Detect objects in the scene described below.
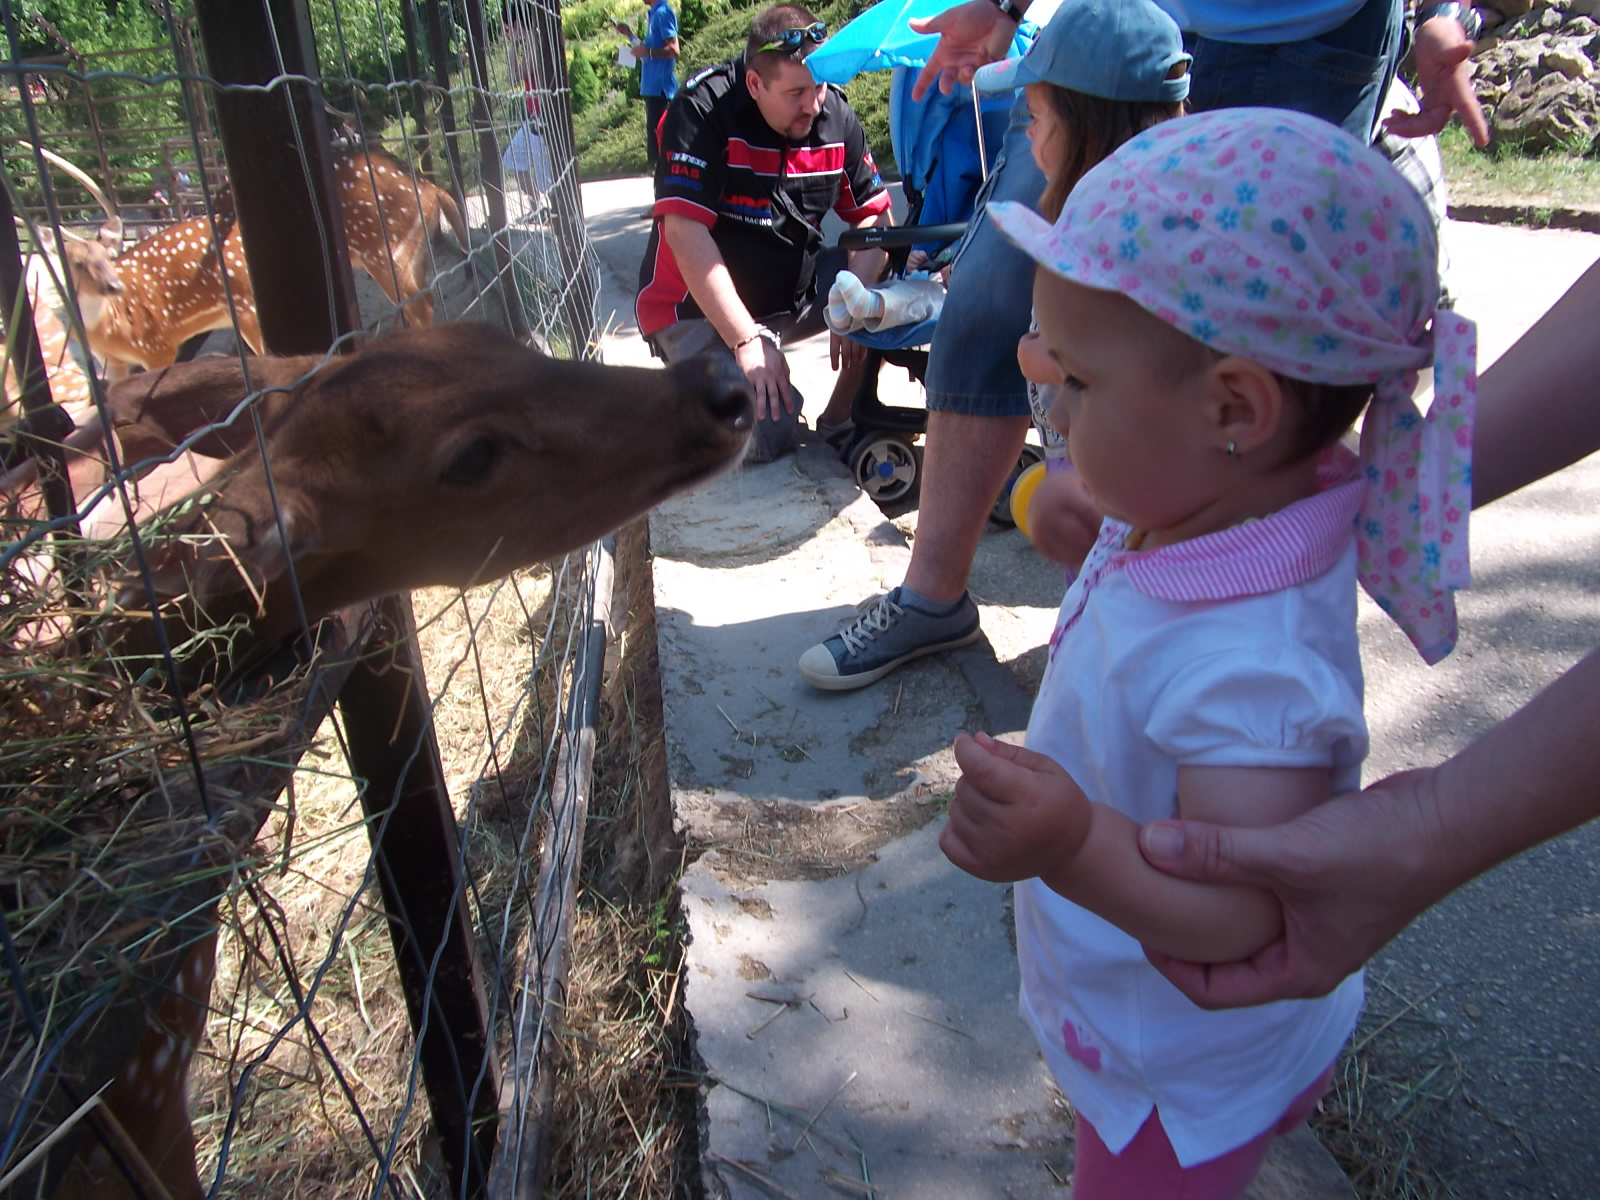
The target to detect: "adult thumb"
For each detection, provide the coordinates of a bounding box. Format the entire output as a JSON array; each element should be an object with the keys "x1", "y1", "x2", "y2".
[{"x1": 1138, "y1": 819, "x2": 1268, "y2": 887}]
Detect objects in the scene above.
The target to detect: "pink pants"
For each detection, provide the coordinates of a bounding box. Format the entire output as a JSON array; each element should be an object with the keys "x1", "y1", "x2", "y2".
[{"x1": 1070, "y1": 1065, "x2": 1336, "y2": 1200}]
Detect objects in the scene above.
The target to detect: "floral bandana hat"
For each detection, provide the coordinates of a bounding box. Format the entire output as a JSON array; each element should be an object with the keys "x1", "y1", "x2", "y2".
[{"x1": 989, "y1": 106, "x2": 1476, "y2": 665}]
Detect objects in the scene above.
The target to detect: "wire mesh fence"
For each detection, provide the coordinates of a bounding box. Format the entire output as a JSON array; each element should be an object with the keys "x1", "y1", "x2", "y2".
[{"x1": 1, "y1": 1, "x2": 620, "y2": 1196}]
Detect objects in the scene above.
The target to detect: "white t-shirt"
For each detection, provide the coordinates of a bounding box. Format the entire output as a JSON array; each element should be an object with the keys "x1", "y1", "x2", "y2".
[{"x1": 1017, "y1": 483, "x2": 1368, "y2": 1166}]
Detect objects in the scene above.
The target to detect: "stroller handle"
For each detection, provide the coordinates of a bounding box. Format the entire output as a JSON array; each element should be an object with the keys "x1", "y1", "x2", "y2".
[{"x1": 837, "y1": 222, "x2": 969, "y2": 251}]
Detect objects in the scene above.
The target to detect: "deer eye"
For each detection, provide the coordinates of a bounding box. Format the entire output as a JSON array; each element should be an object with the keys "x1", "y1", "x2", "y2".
[{"x1": 440, "y1": 436, "x2": 501, "y2": 487}]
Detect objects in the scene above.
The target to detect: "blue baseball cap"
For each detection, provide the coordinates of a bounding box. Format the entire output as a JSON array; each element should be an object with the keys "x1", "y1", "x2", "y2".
[{"x1": 973, "y1": 0, "x2": 1191, "y2": 104}]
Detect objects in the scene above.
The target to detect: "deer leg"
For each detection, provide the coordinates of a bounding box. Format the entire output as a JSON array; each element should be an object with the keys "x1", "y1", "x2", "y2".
[{"x1": 50, "y1": 932, "x2": 215, "y2": 1200}]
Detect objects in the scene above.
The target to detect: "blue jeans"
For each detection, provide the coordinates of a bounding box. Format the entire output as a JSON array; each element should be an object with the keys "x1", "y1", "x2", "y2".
[
  {"x1": 1184, "y1": 0, "x2": 1406, "y2": 141},
  {"x1": 922, "y1": 0, "x2": 1406, "y2": 417}
]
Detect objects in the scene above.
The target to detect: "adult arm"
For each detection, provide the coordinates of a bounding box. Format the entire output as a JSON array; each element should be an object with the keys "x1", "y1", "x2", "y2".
[
  {"x1": 1470, "y1": 257, "x2": 1600, "y2": 507},
  {"x1": 643, "y1": 5, "x2": 680, "y2": 60},
  {"x1": 1139, "y1": 645, "x2": 1600, "y2": 1007},
  {"x1": 1382, "y1": 13, "x2": 1488, "y2": 146},
  {"x1": 942, "y1": 733, "x2": 1337, "y2": 961},
  {"x1": 660, "y1": 213, "x2": 792, "y2": 419}
]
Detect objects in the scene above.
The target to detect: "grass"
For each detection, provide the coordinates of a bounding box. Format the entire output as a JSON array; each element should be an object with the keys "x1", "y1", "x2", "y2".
[{"x1": 1438, "y1": 123, "x2": 1600, "y2": 212}]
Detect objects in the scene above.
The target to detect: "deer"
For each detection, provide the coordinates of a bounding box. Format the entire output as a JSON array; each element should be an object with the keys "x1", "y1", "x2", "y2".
[
  {"x1": 4, "y1": 320, "x2": 753, "y2": 1199},
  {"x1": 2, "y1": 146, "x2": 126, "y2": 421},
  {"x1": 39, "y1": 148, "x2": 471, "y2": 377}
]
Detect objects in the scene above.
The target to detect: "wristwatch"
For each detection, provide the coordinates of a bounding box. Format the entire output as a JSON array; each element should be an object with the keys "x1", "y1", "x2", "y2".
[
  {"x1": 1415, "y1": 1, "x2": 1482, "y2": 40},
  {"x1": 988, "y1": 0, "x2": 1027, "y2": 24}
]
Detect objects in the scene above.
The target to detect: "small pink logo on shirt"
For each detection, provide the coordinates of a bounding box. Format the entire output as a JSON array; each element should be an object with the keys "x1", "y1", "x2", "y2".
[{"x1": 1061, "y1": 1021, "x2": 1102, "y2": 1073}]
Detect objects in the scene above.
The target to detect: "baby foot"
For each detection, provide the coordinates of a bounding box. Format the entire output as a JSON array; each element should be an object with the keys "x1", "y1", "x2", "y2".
[{"x1": 835, "y1": 271, "x2": 885, "y2": 324}]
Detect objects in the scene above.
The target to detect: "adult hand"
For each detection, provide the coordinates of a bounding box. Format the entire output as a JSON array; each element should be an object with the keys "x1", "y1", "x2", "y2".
[
  {"x1": 735, "y1": 336, "x2": 793, "y2": 423},
  {"x1": 941, "y1": 732, "x2": 1093, "y2": 883},
  {"x1": 909, "y1": 0, "x2": 1014, "y2": 101},
  {"x1": 830, "y1": 329, "x2": 868, "y2": 373},
  {"x1": 1135, "y1": 768, "x2": 1452, "y2": 1008},
  {"x1": 1383, "y1": 15, "x2": 1489, "y2": 146}
]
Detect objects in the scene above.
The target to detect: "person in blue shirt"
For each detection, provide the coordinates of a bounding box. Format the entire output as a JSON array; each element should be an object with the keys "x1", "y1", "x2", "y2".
[{"x1": 617, "y1": 0, "x2": 680, "y2": 167}]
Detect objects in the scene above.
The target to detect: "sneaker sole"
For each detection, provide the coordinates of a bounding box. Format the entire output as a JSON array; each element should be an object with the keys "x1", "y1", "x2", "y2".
[{"x1": 798, "y1": 624, "x2": 982, "y2": 691}]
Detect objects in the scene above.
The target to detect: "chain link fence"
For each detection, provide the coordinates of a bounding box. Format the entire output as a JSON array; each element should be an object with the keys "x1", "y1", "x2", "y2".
[{"x1": 1, "y1": 2, "x2": 621, "y2": 1196}]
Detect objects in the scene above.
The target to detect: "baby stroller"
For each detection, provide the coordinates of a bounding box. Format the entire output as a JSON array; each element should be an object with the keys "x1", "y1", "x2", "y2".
[{"x1": 814, "y1": 59, "x2": 1042, "y2": 518}]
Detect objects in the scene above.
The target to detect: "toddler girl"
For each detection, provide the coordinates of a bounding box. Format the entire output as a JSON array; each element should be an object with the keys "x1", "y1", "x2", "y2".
[{"x1": 941, "y1": 106, "x2": 1475, "y2": 1199}]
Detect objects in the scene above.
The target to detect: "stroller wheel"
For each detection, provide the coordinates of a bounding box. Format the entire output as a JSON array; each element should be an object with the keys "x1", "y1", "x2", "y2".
[
  {"x1": 990, "y1": 443, "x2": 1047, "y2": 527},
  {"x1": 850, "y1": 433, "x2": 921, "y2": 509}
]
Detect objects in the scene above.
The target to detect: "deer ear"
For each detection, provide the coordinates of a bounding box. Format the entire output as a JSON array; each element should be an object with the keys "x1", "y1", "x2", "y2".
[
  {"x1": 97, "y1": 215, "x2": 123, "y2": 254},
  {"x1": 107, "y1": 353, "x2": 324, "y2": 460}
]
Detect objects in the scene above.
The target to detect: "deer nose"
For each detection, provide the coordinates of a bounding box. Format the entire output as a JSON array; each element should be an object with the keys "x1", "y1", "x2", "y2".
[{"x1": 677, "y1": 352, "x2": 754, "y2": 431}]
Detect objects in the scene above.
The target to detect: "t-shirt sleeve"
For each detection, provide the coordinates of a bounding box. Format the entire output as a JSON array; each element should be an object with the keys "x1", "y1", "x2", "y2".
[
  {"x1": 654, "y1": 93, "x2": 721, "y2": 226},
  {"x1": 834, "y1": 104, "x2": 891, "y2": 223},
  {"x1": 1145, "y1": 645, "x2": 1368, "y2": 771},
  {"x1": 651, "y1": 5, "x2": 678, "y2": 42}
]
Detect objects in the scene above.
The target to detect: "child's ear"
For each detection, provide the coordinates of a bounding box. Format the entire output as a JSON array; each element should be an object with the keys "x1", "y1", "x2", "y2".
[{"x1": 1204, "y1": 356, "x2": 1290, "y2": 458}]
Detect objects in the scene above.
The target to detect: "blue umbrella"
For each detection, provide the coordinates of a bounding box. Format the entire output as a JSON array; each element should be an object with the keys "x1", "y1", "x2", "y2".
[{"x1": 808, "y1": 0, "x2": 1060, "y2": 84}]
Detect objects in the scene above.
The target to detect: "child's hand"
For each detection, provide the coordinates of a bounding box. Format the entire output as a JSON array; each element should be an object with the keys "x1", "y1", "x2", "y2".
[
  {"x1": 1026, "y1": 468, "x2": 1103, "y2": 569},
  {"x1": 1016, "y1": 331, "x2": 1060, "y2": 387},
  {"x1": 941, "y1": 732, "x2": 1092, "y2": 883}
]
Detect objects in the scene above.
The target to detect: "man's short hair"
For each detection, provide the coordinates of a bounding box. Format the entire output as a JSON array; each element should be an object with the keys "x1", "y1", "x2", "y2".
[{"x1": 745, "y1": 4, "x2": 821, "y2": 82}]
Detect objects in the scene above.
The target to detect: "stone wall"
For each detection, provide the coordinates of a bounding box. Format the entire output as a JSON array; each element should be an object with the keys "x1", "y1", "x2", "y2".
[{"x1": 1471, "y1": 1, "x2": 1600, "y2": 151}]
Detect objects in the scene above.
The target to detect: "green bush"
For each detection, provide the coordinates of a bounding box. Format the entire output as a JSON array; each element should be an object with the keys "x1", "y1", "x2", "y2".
[
  {"x1": 570, "y1": 51, "x2": 602, "y2": 113},
  {"x1": 567, "y1": 0, "x2": 902, "y2": 179}
]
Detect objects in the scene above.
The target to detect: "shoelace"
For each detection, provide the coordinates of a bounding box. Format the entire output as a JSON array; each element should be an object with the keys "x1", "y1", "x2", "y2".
[{"x1": 837, "y1": 595, "x2": 903, "y2": 656}]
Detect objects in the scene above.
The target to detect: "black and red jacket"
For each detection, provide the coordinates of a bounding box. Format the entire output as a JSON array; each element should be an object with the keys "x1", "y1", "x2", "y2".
[{"x1": 636, "y1": 55, "x2": 891, "y2": 338}]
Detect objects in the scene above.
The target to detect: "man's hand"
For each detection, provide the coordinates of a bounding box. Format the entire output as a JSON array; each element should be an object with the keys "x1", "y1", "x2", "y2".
[
  {"x1": 941, "y1": 732, "x2": 1093, "y2": 883},
  {"x1": 735, "y1": 335, "x2": 794, "y2": 423},
  {"x1": 1136, "y1": 768, "x2": 1452, "y2": 1008},
  {"x1": 1383, "y1": 15, "x2": 1489, "y2": 146},
  {"x1": 909, "y1": 0, "x2": 1015, "y2": 101}
]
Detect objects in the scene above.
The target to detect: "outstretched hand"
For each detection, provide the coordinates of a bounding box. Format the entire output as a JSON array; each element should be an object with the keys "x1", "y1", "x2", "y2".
[
  {"x1": 1383, "y1": 14, "x2": 1489, "y2": 146},
  {"x1": 1136, "y1": 768, "x2": 1451, "y2": 1008},
  {"x1": 941, "y1": 732, "x2": 1093, "y2": 883},
  {"x1": 909, "y1": 0, "x2": 1013, "y2": 101}
]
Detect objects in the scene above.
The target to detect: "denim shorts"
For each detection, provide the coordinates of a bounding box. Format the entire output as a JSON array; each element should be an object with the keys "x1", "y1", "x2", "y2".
[
  {"x1": 923, "y1": 0, "x2": 1405, "y2": 419},
  {"x1": 1184, "y1": 0, "x2": 1406, "y2": 142}
]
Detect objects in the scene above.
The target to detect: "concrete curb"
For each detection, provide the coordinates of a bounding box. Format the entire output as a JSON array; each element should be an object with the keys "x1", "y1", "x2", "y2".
[{"x1": 1448, "y1": 201, "x2": 1600, "y2": 233}]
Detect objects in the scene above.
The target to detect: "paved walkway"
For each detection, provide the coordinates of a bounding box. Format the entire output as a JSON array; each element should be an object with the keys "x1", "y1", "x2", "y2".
[{"x1": 585, "y1": 174, "x2": 1600, "y2": 1199}]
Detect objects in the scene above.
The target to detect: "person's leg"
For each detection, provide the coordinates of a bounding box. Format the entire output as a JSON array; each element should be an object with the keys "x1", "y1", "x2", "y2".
[
  {"x1": 904, "y1": 411, "x2": 1029, "y2": 601},
  {"x1": 905, "y1": 94, "x2": 1043, "y2": 603},
  {"x1": 644, "y1": 94, "x2": 669, "y2": 168},
  {"x1": 1184, "y1": 0, "x2": 1406, "y2": 140},
  {"x1": 782, "y1": 244, "x2": 872, "y2": 430},
  {"x1": 1070, "y1": 1066, "x2": 1337, "y2": 1200},
  {"x1": 797, "y1": 99, "x2": 1043, "y2": 690}
]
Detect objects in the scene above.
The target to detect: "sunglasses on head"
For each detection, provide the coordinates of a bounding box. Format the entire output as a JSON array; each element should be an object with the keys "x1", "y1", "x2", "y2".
[{"x1": 758, "y1": 21, "x2": 826, "y2": 53}]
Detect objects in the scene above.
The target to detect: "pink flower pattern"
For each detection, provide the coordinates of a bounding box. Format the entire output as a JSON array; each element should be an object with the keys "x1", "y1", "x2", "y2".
[{"x1": 988, "y1": 108, "x2": 1477, "y2": 664}]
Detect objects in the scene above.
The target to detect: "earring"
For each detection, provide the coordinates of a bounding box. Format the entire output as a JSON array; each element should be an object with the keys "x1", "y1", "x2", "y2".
[{"x1": 1226, "y1": 441, "x2": 1237, "y2": 460}]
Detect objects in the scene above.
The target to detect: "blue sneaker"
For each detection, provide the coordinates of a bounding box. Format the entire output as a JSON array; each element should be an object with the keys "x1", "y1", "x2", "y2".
[{"x1": 798, "y1": 587, "x2": 981, "y2": 691}]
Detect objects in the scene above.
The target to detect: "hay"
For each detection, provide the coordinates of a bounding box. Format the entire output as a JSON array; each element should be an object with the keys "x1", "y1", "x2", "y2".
[
  {"x1": 1, "y1": 515, "x2": 341, "y2": 1190},
  {"x1": 183, "y1": 561, "x2": 587, "y2": 1198},
  {"x1": 3, "y1": 466, "x2": 600, "y2": 1197}
]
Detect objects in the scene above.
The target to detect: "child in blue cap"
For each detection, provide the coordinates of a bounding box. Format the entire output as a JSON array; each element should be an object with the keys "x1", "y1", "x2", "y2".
[{"x1": 976, "y1": 0, "x2": 1188, "y2": 553}]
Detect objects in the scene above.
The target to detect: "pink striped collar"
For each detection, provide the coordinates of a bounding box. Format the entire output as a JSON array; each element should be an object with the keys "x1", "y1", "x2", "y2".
[{"x1": 1111, "y1": 452, "x2": 1363, "y2": 603}]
